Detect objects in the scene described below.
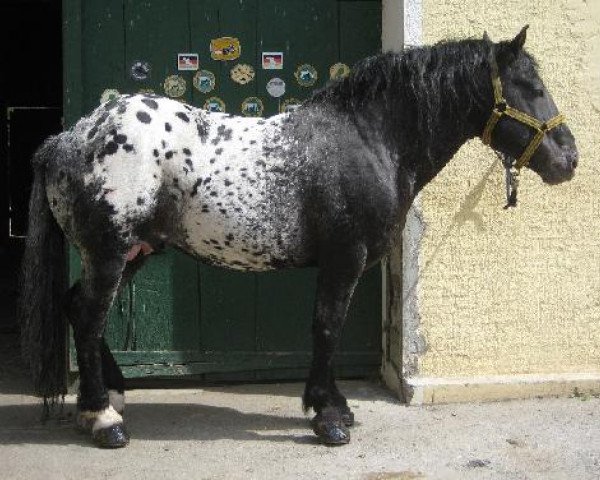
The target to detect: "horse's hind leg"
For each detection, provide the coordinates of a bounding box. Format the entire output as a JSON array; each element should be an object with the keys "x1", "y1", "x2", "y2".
[
  {"x1": 100, "y1": 254, "x2": 149, "y2": 416},
  {"x1": 303, "y1": 244, "x2": 367, "y2": 444},
  {"x1": 101, "y1": 340, "x2": 125, "y2": 414},
  {"x1": 67, "y1": 251, "x2": 128, "y2": 448}
]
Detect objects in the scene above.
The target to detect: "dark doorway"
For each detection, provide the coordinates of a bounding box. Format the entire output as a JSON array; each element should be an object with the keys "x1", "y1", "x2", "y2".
[{"x1": 0, "y1": 0, "x2": 62, "y2": 333}]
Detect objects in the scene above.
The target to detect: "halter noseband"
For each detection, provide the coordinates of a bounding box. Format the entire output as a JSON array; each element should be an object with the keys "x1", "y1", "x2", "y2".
[{"x1": 482, "y1": 59, "x2": 565, "y2": 171}]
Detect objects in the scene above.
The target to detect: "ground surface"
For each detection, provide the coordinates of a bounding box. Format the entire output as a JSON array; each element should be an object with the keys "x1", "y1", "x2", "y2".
[{"x1": 1, "y1": 331, "x2": 599, "y2": 480}]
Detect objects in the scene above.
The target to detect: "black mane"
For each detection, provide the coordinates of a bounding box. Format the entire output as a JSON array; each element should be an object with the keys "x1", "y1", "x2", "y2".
[
  {"x1": 308, "y1": 38, "x2": 543, "y2": 181},
  {"x1": 308, "y1": 39, "x2": 504, "y2": 175},
  {"x1": 310, "y1": 39, "x2": 494, "y2": 110}
]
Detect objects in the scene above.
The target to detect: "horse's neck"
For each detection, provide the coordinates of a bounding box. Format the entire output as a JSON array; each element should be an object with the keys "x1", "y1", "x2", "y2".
[
  {"x1": 408, "y1": 117, "x2": 478, "y2": 193},
  {"x1": 391, "y1": 59, "x2": 491, "y2": 193}
]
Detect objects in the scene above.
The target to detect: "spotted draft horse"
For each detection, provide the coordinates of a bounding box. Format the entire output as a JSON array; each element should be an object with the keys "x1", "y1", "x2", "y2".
[{"x1": 20, "y1": 27, "x2": 578, "y2": 448}]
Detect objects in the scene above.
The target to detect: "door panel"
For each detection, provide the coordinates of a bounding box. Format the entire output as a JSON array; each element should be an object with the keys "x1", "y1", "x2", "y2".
[{"x1": 66, "y1": 0, "x2": 383, "y2": 380}]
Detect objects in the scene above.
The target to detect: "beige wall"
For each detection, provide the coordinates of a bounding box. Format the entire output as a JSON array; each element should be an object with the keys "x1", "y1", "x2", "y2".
[{"x1": 406, "y1": 0, "x2": 600, "y2": 386}]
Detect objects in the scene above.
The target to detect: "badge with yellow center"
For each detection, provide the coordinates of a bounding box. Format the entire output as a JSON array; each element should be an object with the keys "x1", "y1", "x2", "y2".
[
  {"x1": 163, "y1": 75, "x2": 186, "y2": 98},
  {"x1": 193, "y1": 70, "x2": 216, "y2": 93},
  {"x1": 230, "y1": 64, "x2": 255, "y2": 85},
  {"x1": 329, "y1": 62, "x2": 351, "y2": 81},
  {"x1": 210, "y1": 37, "x2": 241, "y2": 61},
  {"x1": 203, "y1": 96, "x2": 226, "y2": 113},
  {"x1": 241, "y1": 97, "x2": 264, "y2": 117},
  {"x1": 280, "y1": 97, "x2": 302, "y2": 114},
  {"x1": 100, "y1": 89, "x2": 120, "y2": 104}
]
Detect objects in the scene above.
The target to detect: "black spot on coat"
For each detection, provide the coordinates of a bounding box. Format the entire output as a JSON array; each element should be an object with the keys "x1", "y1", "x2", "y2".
[
  {"x1": 95, "y1": 112, "x2": 109, "y2": 127},
  {"x1": 176, "y1": 112, "x2": 190, "y2": 122},
  {"x1": 87, "y1": 127, "x2": 98, "y2": 140},
  {"x1": 136, "y1": 111, "x2": 152, "y2": 123},
  {"x1": 104, "y1": 141, "x2": 118, "y2": 155},
  {"x1": 141, "y1": 98, "x2": 159, "y2": 110},
  {"x1": 191, "y1": 178, "x2": 203, "y2": 197}
]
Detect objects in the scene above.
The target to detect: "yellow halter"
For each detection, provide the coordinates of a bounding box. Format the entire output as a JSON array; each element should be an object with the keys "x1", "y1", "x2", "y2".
[{"x1": 482, "y1": 60, "x2": 565, "y2": 171}]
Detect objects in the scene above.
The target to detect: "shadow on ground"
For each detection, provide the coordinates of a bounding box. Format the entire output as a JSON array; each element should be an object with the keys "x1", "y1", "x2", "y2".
[{"x1": 0, "y1": 400, "x2": 323, "y2": 447}]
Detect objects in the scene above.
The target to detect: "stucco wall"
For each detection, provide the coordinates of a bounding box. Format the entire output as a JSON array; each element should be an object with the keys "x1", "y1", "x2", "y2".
[{"x1": 408, "y1": 0, "x2": 600, "y2": 382}]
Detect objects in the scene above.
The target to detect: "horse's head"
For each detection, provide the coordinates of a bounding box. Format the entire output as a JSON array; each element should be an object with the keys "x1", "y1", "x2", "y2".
[{"x1": 483, "y1": 26, "x2": 578, "y2": 184}]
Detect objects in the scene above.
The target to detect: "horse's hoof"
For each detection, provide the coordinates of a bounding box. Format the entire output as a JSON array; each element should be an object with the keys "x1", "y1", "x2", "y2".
[
  {"x1": 311, "y1": 408, "x2": 351, "y2": 445},
  {"x1": 93, "y1": 424, "x2": 130, "y2": 448},
  {"x1": 339, "y1": 406, "x2": 355, "y2": 427}
]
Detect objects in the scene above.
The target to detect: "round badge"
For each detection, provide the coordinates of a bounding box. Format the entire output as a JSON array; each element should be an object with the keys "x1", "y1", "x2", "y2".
[
  {"x1": 230, "y1": 64, "x2": 255, "y2": 85},
  {"x1": 131, "y1": 61, "x2": 151, "y2": 81},
  {"x1": 100, "y1": 88, "x2": 120, "y2": 104},
  {"x1": 163, "y1": 75, "x2": 186, "y2": 98},
  {"x1": 203, "y1": 96, "x2": 226, "y2": 113},
  {"x1": 266, "y1": 77, "x2": 286, "y2": 98},
  {"x1": 295, "y1": 64, "x2": 318, "y2": 87},
  {"x1": 280, "y1": 97, "x2": 302, "y2": 114},
  {"x1": 329, "y1": 62, "x2": 351, "y2": 81},
  {"x1": 193, "y1": 70, "x2": 216, "y2": 93},
  {"x1": 241, "y1": 97, "x2": 264, "y2": 117}
]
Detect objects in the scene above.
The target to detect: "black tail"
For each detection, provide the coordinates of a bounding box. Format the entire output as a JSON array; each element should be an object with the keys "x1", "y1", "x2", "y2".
[{"x1": 19, "y1": 136, "x2": 68, "y2": 399}]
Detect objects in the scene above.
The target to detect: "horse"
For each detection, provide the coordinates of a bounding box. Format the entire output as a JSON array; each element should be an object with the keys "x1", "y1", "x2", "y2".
[{"x1": 19, "y1": 26, "x2": 578, "y2": 448}]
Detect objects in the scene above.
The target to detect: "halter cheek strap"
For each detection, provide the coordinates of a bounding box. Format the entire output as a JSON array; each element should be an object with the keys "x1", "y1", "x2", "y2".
[{"x1": 482, "y1": 60, "x2": 565, "y2": 171}]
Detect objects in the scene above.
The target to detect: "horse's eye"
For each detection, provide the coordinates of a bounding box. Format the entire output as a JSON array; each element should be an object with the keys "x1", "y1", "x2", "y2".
[{"x1": 513, "y1": 78, "x2": 545, "y2": 97}]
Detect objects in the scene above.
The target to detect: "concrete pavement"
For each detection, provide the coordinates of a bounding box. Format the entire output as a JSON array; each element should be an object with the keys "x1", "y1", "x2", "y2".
[{"x1": 0, "y1": 333, "x2": 598, "y2": 479}]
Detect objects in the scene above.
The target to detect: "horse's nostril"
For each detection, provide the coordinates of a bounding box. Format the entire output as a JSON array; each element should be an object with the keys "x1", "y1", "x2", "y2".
[
  {"x1": 570, "y1": 152, "x2": 579, "y2": 169},
  {"x1": 565, "y1": 149, "x2": 579, "y2": 170}
]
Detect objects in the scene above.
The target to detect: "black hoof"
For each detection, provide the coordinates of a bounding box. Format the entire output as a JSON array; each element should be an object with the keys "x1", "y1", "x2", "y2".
[
  {"x1": 311, "y1": 407, "x2": 351, "y2": 445},
  {"x1": 93, "y1": 424, "x2": 130, "y2": 448},
  {"x1": 339, "y1": 405, "x2": 355, "y2": 427}
]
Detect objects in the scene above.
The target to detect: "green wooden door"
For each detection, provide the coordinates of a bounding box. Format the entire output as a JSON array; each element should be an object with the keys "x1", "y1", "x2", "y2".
[{"x1": 64, "y1": 0, "x2": 383, "y2": 380}]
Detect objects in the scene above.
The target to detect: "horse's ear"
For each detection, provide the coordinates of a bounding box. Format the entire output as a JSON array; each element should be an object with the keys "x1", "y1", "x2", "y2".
[
  {"x1": 496, "y1": 25, "x2": 528, "y2": 67},
  {"x1": 483, "y1": 30, "x2": 492, "y2": 43},
  {"x1": 509, "y1": 25, "x2": 528, "y2": 52}
]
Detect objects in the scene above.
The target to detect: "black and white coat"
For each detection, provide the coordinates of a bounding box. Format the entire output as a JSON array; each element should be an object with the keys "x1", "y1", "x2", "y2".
[{"x1": 47, "y1": 93, "x2": 403, "y2": 273}]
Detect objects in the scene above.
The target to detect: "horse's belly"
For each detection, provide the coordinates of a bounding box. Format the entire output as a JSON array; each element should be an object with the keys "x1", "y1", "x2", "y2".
[
  {"x1": 177, "y1": 156, "x2": 300, "y2": 271},
  {"x1": 181, "y1": 200, "x2": 286, "y2": 271}
]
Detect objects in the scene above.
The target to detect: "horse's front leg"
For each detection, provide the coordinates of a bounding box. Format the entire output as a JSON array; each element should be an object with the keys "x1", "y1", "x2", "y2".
[
  {"x1": 303, "y1": 243, "x2": 367, "y2": 444},
  {"x1": 67, "y1": 252, "x2": 128, "y2": 448}
]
